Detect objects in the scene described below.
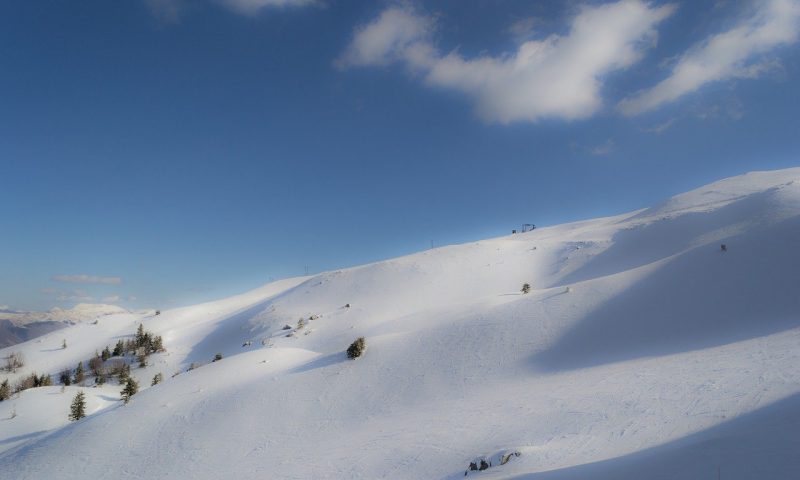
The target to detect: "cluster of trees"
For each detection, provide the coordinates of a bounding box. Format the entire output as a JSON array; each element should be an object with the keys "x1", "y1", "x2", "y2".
[
  {"x1": 1, "y1": 371, "x2": 54, "y2": 397},
  {"x1": 14, "y1": 372, "x2": 53, "y2": 392}
]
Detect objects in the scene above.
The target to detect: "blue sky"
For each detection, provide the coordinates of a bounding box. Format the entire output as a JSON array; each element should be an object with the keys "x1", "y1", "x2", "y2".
[{"x1": 1, "y1": 0, "x2": 799, "y2": 311}]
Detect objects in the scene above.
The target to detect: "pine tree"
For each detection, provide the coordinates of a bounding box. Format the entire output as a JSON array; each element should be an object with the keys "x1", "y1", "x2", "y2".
[
  {"x1": 37, "y1": 373, "x2": 52, "y2": 387},
  {"x1": 521, "y1": 283, "x2": 531, "y2": 294},
  {"x1": 151, "y1": 373, "x2": 163, "y2": 386},
  {"x1": 0, "y1": 379, "x2": 10, "y2": 401},
  {"x1": 112, "y1": 340, "x2": 124, "y2": 357},
  {"x1": 120, "y1": 377, "x2": 139, "y2": 404},
  {"x1": 59, "y1": 369, "x2": 72, "y2": 386},
  {"x1": 135, "y1": 323, "x2": 145, "y2": 346},
  {"x1": 73, "y1": 361, "x2": 85, "y2": 385},
  {"x1": 137, "y1": 351, "x2": 147, "y2": 368},
  {"x1": 69, "y1": 391, "x2": 86, "y2": 421},
  {"x1": 152, "y1": 335, "x2": 164, "y2": 353},
  {"x1": 118, "y1": 363, "x2": 131, "y2": 383},
  {"x1": 62, "y1": 338, "x2": 67, "y2": 349},
  {"x1": 101, "y1": 346, "x2": 111, "y2": 361}
]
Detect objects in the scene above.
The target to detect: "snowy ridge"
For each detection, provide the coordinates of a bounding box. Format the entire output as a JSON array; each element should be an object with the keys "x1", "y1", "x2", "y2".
[{"x1": 1, "y1": 167, "x2": 800, "y2": 479}]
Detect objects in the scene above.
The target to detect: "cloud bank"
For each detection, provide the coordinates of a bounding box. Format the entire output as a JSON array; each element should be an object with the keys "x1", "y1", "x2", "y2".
[
  {"x1": 339, "y1": 1, "x2": 675, "y2": 123},
  {"x1": 619, "y1": 0, "x2": 800, "y2": 115}
]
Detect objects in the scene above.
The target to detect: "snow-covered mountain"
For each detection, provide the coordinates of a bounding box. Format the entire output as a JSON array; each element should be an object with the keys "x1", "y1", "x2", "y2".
[
  {"x1": 1, "y1": 168, "x2": 799, "y2": 479},
  {"x1": 0, "y1": 304, "x2": 128, "y2": 348}
]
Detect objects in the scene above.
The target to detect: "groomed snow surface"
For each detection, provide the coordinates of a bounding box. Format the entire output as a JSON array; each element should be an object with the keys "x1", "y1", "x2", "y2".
[{"x1": 2, "y1": 168, "x2": 800, "y2": 479}]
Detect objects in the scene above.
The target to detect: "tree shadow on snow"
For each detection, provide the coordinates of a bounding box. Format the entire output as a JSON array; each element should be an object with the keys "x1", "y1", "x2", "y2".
[
  {"x1": 0, "y1": 430, "x2": 48, "y2": 446},
  {"x1": 289, "y1": 352, "x2": 347, "y2": 374},
  {"x1": 532, "y1": 214, "x2": 800, "y2": 372}
]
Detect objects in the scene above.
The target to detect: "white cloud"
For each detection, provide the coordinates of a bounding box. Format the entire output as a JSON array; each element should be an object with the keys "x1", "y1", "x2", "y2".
[
  {"x1": 52, "y1": 274, "x2": 123, "y2": 285},
  {"x1": 102, "y1": 295, "x2": 121, "y2": 303},
  {"x1": 336, "y1": 7, "x2": 434, "y2": 68},
  {"x1": 215, "y1": 0, "x2": 317, "y2": 15},
  {"x1": 589, "y1": 139, "x2": 616, "y2": 156},
  {"x1": 145, "y1": 0, "x2": 183, "y2": 22},
  {"x1": 339, "y1": 1, "x2": 675, "y2": 123},
  {"x1": 145, "y1": 0, "x2": 315, "y2": 19},
  {"x1": 507, "y1": 17, "x2": 541, "y2": 41},
  {"x1": 619, "y1": 0, "x2": 800, "y2": 115},
  {"x1": 56, "y1": 289, "x2": 95, "y2": 302},
  {"x1": 641, "y1": 117, "x2": 676, "y2": 133}
]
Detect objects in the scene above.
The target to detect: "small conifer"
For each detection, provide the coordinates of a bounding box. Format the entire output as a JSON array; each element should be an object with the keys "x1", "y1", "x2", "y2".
[
  {"x1": 69, "y1": 391, "x2": 86, "y2": 421},
  {"x1": 73, "y1": 361, "x2": 85, "y2": 385},
  {"x1": 120, "y1": 377, "x2": 139, "y2": 404}
]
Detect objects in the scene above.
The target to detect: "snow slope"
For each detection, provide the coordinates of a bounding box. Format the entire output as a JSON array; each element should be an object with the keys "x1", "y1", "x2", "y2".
[{"x1": 2, "y1": 167, "x2": 800, "y2": 479}]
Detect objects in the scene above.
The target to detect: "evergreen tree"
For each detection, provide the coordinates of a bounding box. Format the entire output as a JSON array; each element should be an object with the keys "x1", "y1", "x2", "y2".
[
  {"x1": 152, "y1": 336, "x2": 164, "y2": 353},
  {"x1": 112, "y1": 340, "x2": 124, "y2": 357},
  {"x1": 68, "y1": 391, "x2": 86, "y2": 421},
  {"x1": 346, "y1": 337, "x2": 366, "y2": 359},
  {"x1": 151, "y1": 372, "x2": 163, "y2": 386},
  {"x1": 118, "y1": 363, "x2": 131, "y2": 383},
  {"x1": 101, "y1": 346, "x2": 111, "y2": 361},
  {"x1": 36, "y1": 373, "x2": 52, "y2": 387},
  {"x1": 0, "y1": 379, "x2": 10, "y2": 401},
  {"x1": 59, "y1": 369, "x2": 72, "y2": 386},
  {"x1": 62, "y1": 339, "x2": 67, "y2": 349},
  {"x1": 120, "y1": 377, "x2": 139, "y2": 404},
  {"x1": 73, "y1": 361, "x2": 85, "y2": 384},
  {"x1": 135, "y1": 323, "x2": 145, "y2": 346},
  {"x1": 521, "y1": 283, "x2": 531, "y2": 294}
]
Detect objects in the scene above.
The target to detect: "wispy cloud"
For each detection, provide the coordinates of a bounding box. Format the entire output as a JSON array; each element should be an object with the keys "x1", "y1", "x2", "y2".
[
  {"x1": 145, "y1": 0, "x2": 184, "y2": 23},
  {"x1": 102, "y1": 295, "x2": 121, "y2": 303},
  {"x1": 145, "y1": 0, "x2": 316, "y2": 19},
  {"x1": 589, "y1": 139, "x2": 616, "y2": 156},
  {"x1": 641, "y1": 117, "x2": 676, "y2": 134},
  {"x1": 52, "y1": 274, "x2": 122, "y2": 285},
  {"x1": 619, "y1": 0, "x2": 800, "y2": 115},
  {"x1": 216, "y1": 0, "x2": 317, "y2": 16},
  {"x1": 338, "y1": 1, "x2": 675, "y2": 123},
  {"x1": 56, "y1": 289, "x2": 95, "y2": 302}
]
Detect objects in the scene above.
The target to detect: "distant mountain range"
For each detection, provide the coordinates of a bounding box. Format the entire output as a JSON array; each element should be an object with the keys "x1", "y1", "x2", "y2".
[{"x1": 0, "y1": 304, "x2": 128, "y2": 348}]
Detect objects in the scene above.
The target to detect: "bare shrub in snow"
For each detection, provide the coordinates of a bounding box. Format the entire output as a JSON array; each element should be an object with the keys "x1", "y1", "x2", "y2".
[
  {"x1": 4, "y1": 352, "x2": 24, "y2": 372},
  {"x1": 346, "y1": 337, "x2": 366, "y2": 359}
]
